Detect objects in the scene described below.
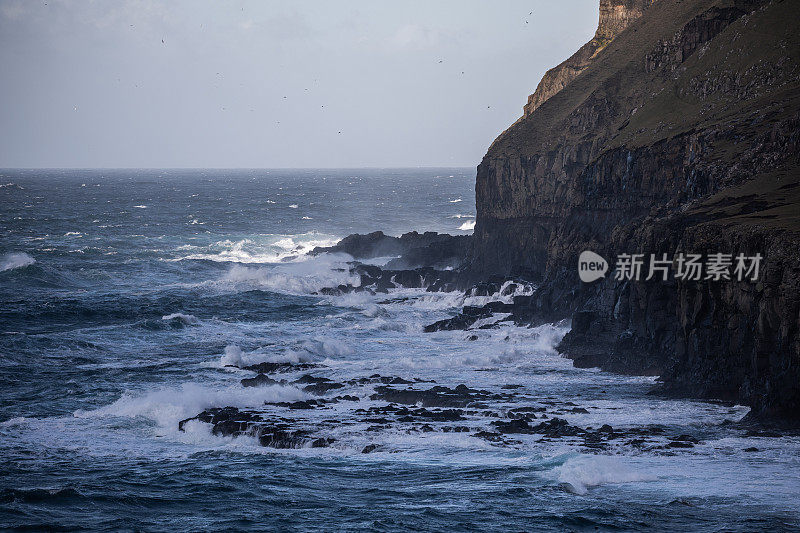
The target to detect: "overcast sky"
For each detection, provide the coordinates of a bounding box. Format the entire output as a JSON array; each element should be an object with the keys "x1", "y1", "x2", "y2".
[{"x1": 0, "y1": 1, "x2": 597, "y2": 168}]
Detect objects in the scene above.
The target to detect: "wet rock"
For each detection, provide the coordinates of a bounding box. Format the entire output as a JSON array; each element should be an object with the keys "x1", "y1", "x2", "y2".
[
  {"x1": 336, "y1": 395, "x2": 360, "y2": 402},
  {"x1": 424, "y1": 312, "x2": 486, "y2": 333},
  {"x1": 310, "y1": 231, "x2": 469, "y2": 271},
  {"x1": 441, "y1": 426, "x2": 471, "y2": 433},
  {"x1": 268, "y1": 400, "x2": 320, "y2": 410},
  {"x1": 369, "y1": 384, "x2": 501, "y2": 408},
  {"x1": 241, "y1": 374, "x2": 279, "y2": 387},
  {"x1": 303, "y1": 382, "x2": 345, "y2": 395},
  {"x1": 243, "y1": 362, "x2": 316, "y2": 374},
  {"x1": 531, "y1": 418, "x2": 586, "y2": 438},
  {"x1": 744, "y1": 429, "x2": 783, "y2": 438},
  {"x1": 178, "y1": 407, "x2": 334, "y2": 449},
  {"x1": 491, "y1": 419, "x2": 534, "y2": 434},
  {"x1": 362, "y1": 444, "x2": 380, "y2": 454}
]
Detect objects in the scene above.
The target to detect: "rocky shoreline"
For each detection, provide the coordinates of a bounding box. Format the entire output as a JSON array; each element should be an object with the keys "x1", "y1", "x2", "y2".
[
  {"x1": 469, "y1": 0, "x2": 800, "y2": 421},
  {"x1": 175, "y1": 0, "x2": 800, "y2": 438}
]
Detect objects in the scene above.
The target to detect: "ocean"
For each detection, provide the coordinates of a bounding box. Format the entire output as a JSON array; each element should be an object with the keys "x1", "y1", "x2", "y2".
[{"x1": 1, "y1": 169, "x2": 798, "y2": 531}]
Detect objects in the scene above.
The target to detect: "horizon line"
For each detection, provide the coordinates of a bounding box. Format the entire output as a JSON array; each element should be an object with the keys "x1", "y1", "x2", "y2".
[{"x1": 0, "y1": 165, "x2": 476, "y2": 171}]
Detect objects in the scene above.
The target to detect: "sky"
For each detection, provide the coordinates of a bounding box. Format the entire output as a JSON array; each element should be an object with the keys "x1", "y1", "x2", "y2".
[{"x1": 0, "y1": 0, "x2": 597, "y2": 168}]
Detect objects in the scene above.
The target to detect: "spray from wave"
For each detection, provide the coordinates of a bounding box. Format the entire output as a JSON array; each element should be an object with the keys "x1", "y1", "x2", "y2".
[
  {"x1": 174, "y1": 232, "x2": 340, "y2": 264},
  {"x1": 552, "y1": 455, "x2": 655, "y2": 495},
  {"x1": 0, "y1": 252, "x2": 35, "y2": 272},
  {"x1": 219, "y1": 253, "x2": 360, "y2": 295},
  {"x1": 458, "y1": 220, "x2": 476, "y2": 231}
]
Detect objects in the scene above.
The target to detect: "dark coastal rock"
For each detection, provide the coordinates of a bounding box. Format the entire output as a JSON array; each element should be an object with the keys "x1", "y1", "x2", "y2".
[
  {"x1": 466, "y1": 0, "x2": 800, "y2": 421},
  {"x1": 294, "y1": 375, "x2": 346, "y2": 395},
  {"x1": 240, "y1": 374, "x2": 279, "y2": 387},
  {"x1": 355, "y1": 264, "x2": 464, "y2": 293},
  {"x1": 369, "y1": 384, "x2": 502, "y2": 408},
  {"x1": 242, "y1": 361, "x2": 316, "y2": 374},
  {"x1": 424, "y1": 312, "x2": 486, "y2": 333},
  {"x1": 423, "y1": 300, "x2": 517, "y2": 332},
  {"x1": 178, "y1": 407, "x2": 334, "y2": 449},
  {"x1": 311, "y1": 230, "x2": 471, "y2": 270}
]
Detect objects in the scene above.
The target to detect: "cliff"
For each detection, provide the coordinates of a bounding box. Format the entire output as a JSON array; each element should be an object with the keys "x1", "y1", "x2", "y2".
[
  {"x1": 522, "y1": 0, "x2": 656, "y2": 117},
  {"x1": 472, "y1": 0, "x2": 800, "y2": 420}
]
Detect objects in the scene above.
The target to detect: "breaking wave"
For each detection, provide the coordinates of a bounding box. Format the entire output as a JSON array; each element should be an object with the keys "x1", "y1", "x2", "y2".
[
  {"x1": 174, "y1": 232, "x2": 340, "y2": 264},
  {"x1": 219, "y1": 253, "x2": 360, "y2": 295},
  {"x1": 552, "y1": 455, "x2": 655, "y2": 495},
  {"x1": 458, "y1": 220, "x2": 476, "y2": 231},
  {"x1": 0, "y1": 252, "x2": 35, "y2": 272}
]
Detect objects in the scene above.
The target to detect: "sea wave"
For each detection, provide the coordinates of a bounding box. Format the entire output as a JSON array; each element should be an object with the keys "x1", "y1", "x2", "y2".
[
  {"x1": 161, "y1": 312, "x2": 199, "y2": 325},
  {"x1": 0, "y1": 252, "x2": 35, "y2": 272},
  {"x1": 75, "y1": 382, "x2": 308, "y2": 428},
  {"x1": 458, "y1": 220, "x2": 475, "y2": 231},
  {"x1": 219, "y1": 253, "x2": 360, "y2": 295},
  {"x1": 219, "y1": 338, "x2": 353, "y2": 368},
  {"x1": 552, "y1": 454, "x2": 655, "y2": 495},
  {"x1": 173, "y1": 232, "x2": 340, "y2": 264}
]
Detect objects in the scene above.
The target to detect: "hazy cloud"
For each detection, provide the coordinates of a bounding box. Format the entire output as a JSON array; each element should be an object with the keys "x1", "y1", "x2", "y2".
[{"x1": 0, "y1": 0, "x2": 598, "y2": 168}]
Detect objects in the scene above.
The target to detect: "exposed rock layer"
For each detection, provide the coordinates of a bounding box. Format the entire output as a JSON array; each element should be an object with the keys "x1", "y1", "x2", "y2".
[{"x1": 522, "y1": 0, "x2": 655, "y2": 117}]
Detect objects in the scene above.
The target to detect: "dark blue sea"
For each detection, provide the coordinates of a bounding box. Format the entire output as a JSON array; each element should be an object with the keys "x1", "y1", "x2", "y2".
[{"x1": 1, "y1": 169, "x2": 798, "y2": 531}]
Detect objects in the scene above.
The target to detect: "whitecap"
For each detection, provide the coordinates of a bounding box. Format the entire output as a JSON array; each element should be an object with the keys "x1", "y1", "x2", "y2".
[
  {"x1": 0, "y1": 252, "x2": 35, "y2": 272},
  {"x1": 161, "y1": 313, "x2": 199, "y2": 325},
  {"x1": 75, "y1": 382, "x2": 308, "y2": 428},
  {"x1": 219, "y1": 253, "x2": 359, "y2": 295},
  {"x1": 552, "y1": 455, "x2": 655, "y2": 495},
  {"x1": 458, "y1": 220, "x2": 476, "y2": 231},
  {"x1": 174, "y1": 233, "x2": 340, "y2": 264}
]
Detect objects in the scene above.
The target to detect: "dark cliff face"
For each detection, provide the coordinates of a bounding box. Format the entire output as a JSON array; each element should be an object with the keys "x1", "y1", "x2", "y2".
[
  {"x1": 472, "y1": 0, "x2": 800, "y2": 419},
  {"x1": 522, "y1": 0, "x2": 655, "y2": 117}
]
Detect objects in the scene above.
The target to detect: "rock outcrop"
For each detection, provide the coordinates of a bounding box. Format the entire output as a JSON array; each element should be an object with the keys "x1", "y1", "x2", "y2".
[
  {"x1": 311, "y1": 230, "x2": 470, "y2": 270},
  {"x1": 522, "y1": 0, "x2": 655, "y2": 117},
  {"x1": 471, "y1": 0, "x2": 800, "y2": 420}
]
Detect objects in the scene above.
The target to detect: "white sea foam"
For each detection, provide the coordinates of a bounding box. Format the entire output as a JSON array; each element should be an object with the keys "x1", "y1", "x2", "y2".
[
  {"x1": 289, "y1": 338, "x2": 354, "y2": 359},
  {"x1": 552, "y1": 455, "x2": 655, "y2": 495},
  {"x1": 161, "y1": 313, "x2": 199, "y2": 325},
  {"x1": 219, "y1": 344, "x2": 249, "y2": 367},
  {"x1": 220, "y1": 253, "x2": 360, "y2": 295},
  {"x1": 458, "y1": 220, "x2": 476, "y2": 231},
  {"x1": 217, "y1": 344, "x2": 312, "y2": 368},
  {"x1": 219, "y1": 338, "x2": 352, "y2": 369},
  {"x1": 174, "y1": 233, "x2": 339, "y2": 264},
  {"x1": 0, "y1": 252, "x2": 35, "y2": 272},
  {"x1": 75, "y1": 382, "x2": 308, "y2": 428},
  {"x1": 449, "y1": 198, "x2": 463, "y2": 203},
  {"x1": 463, "y1": 280, "x2": 536, "y2": 306}
]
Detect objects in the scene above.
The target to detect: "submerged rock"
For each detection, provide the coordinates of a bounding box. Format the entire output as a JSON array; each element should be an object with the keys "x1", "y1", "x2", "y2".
[
  {"x1": 369, "y1": 384, "x2": 503, "y2": 408},
  {"x1": 178, "y1": 407, "x2": 334, "y2": 449}
]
